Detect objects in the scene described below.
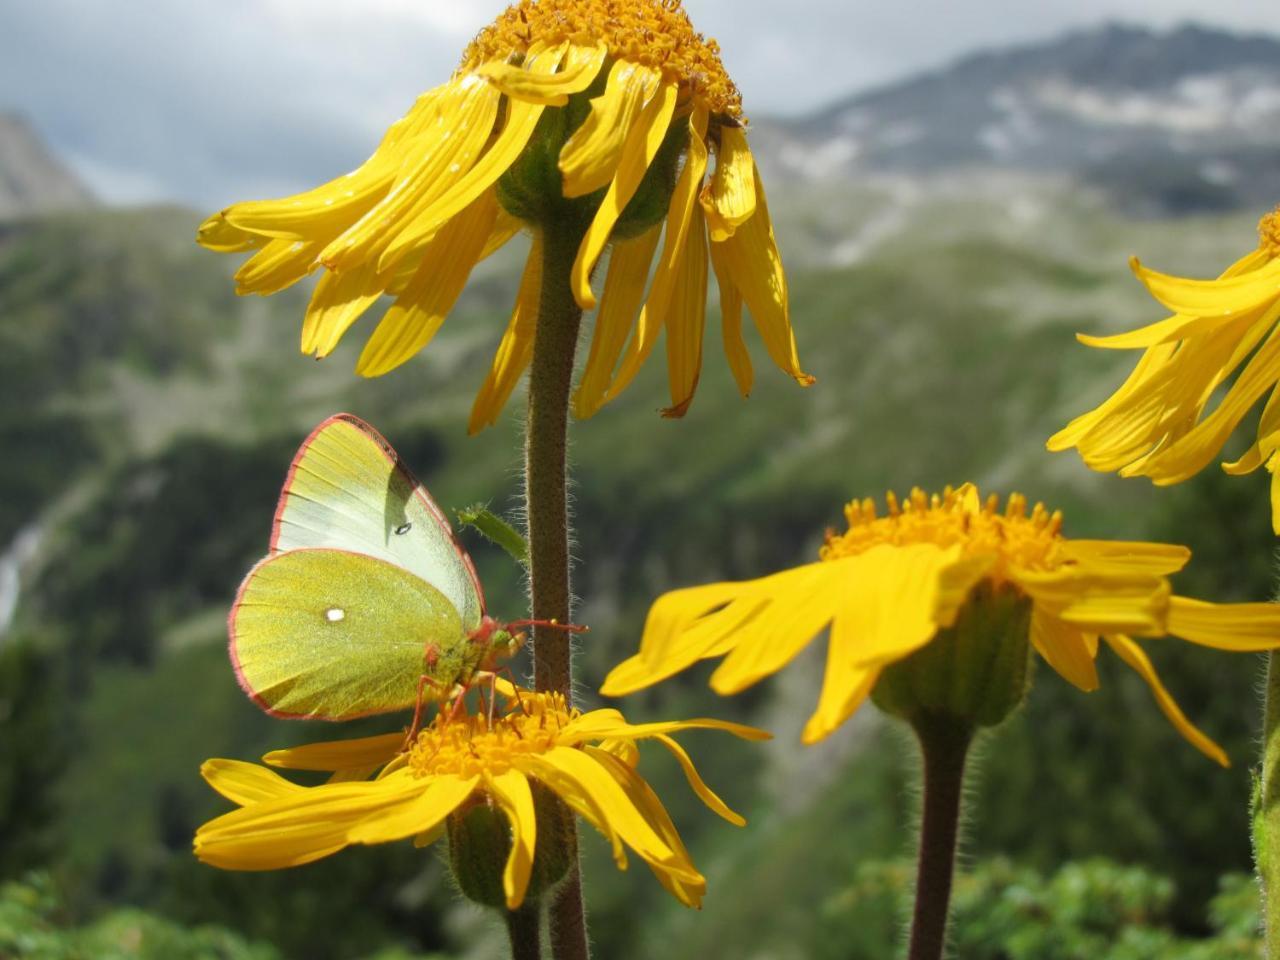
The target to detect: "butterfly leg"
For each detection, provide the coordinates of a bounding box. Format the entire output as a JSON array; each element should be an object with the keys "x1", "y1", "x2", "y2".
[{"x1": 403, "y1": 674, "x2": 447, "y2": 750}]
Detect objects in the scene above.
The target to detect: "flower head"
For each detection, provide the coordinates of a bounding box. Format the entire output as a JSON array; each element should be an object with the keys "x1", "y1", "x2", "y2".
[
  {"x1": 198, "y1": 0, "x2": 811, "y2": 431},
  {"x1": 602, "y1": 484, "x2": 1280, "y2": 760},
  {"x1": 1049, "y1": 204, "x2": 1280, "y2": 530},
  {"x1": 195, "y1": 686, "x2": 765, "y2": 909}
]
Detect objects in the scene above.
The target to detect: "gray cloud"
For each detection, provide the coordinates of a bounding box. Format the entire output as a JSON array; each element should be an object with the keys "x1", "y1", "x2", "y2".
[{"x1": 0, "y1": 0, "x2": 1275, "y2": 206}]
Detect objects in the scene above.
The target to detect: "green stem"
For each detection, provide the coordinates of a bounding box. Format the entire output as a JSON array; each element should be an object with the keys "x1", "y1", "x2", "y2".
[
  {"x1": 506, "y1": 904, "x2": 543, "y2": 960},
  {"x1": 907, "y1": 714, "x2": 972, "y2": 960},
  {"x1": 525, "y1": 220, "x2": 589, "y2": 960},
  {"x1": 1258, "y1": 651, "x2": 1280, "y2": 948}
]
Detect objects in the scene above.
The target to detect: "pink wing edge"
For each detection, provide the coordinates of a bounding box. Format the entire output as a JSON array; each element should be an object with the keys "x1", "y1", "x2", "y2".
[
  {"x1": 227, "y1": 546, "x2": 429, "y2": 723},
  {"x1": 265, "y1": 412, "x2": 487, "y2": 614}
]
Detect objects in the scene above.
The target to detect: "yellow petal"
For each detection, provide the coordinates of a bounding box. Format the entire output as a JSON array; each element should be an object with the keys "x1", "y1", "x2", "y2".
[
  {"x1": 468, "y1": 236, "x2": 543, "y2": 434},
  {"x1": 195, "y1": 774, "x2": 425, "y2": 870},
  {"x1": 703, "y1": 125, "x2": 756, "y2": 242},
  {"x1": 1012, "y1": 567, "x2": 1169, "y2": 634},
  {"x1": 713, "y1": 165, "x2": 812, "y2": 384},
  {"x1": 1164, "y1": 595, "x2": 1280, "y2": 650},
  {"x1": 650, "y1": 734, "x2": 745, "y2": 825},
  {"x1": 710, "y1": 238, "x2": 752, "y2": 396},
  {"x1": 234, "y1": 239, "x2": 320, "y2": 296},
  {"x1": 478, "y1": 41, "x2": 606, "y2": 106},
  {"x1": 539, "y1": 747, "x2": 696, "y2": 879},
  {"x1": 662, "y1": 209, "x2": 711, "y2": 418},
  {"x1": 1057, "y1": 540, "x2": 1191, "y2": 576},
  {"x1": 1031, "y1": 609, "x2": 1098, "y2": 692},
  {"x1": 573, "y1": 224, "x2": 663, "y2": 419},
  {"x1": 263, "y1": 733, "x2": 404, "y2": 772},
  {"x1": 300, "y1": 260, "x2": 386, "y2": 358},
  {"x1": 226, "y1": 87, "x2": 448, "y2": 240},
  {"x1": 356, "y1": 190, "x2": 498, "y2": 377},
  {"x1": 571, "y1": 82, "x2": 679, "y2": 309},
  {"x1": 564, "y1": 714, "x2": 770, "y2": 744},
  {"x1": 347, "y1": 774, "x2": 476, "y2": 845},
  {"x1": 708, "y1": 559, "x2": 854, "y2": 695},
  {"x1": 197, "y1": 214, "x2": 266, "y2": 253},
  {"x1": 559, "y1": 61, "x2": 661, "y2": 197},
  {"x1": 603, "y1": 108, "x2": 711, "y2": 405},
  {"x1": 1102, "y1": 634, "x2": 1228, "y2": 766},
  {"x1": 1130, "y1": 254, "x2": 1280, "y2": 319},
  {"x1": 585, "y1": 746, "x2": 707, "y2": 907},
  {"x1": 1046, "y1": 341, "x2": 1178, "y2": 452},
  {"x1": 319, "y1": 77, "x2": 501, "y2": 273},
  {"x1": 201, "y1": 759, "x2": 305, "y2": 806},
  {"x1": 801, "y1": 585, "x2": 883, "y2": 743},
  {"x1": 485, "y1": 769, "x2": 538, "y2": 909},
  {"x1": 517, "y1": 753, "x2": 626, "y2": 868}
]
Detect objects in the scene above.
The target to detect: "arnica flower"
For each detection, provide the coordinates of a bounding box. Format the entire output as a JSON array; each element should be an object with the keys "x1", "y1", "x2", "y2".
[
  {"x1": 601, "y1": 484, "x2": 1280, "y2": 761},
  {"x1": 194, "y1": 687, "x2": 766, "y2": 909},
  {"x1": 197, "y1": 0, "x2": 811, "y2": 431},
  {"x1": 1049, "y1": 205, "x2": 1280, "y2": 530}
]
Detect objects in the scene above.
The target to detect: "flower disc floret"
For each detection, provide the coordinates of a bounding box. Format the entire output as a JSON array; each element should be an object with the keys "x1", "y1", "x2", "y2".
[
  {"x1": 463, "y1": 0, "x2": 742, "y2": 118},
  {"x1": 408, "y1": 692, "x2": 574, "y2": 778},
  {"x1": 1261, "y1": 205, "x2": 1280, "y2": 258}
]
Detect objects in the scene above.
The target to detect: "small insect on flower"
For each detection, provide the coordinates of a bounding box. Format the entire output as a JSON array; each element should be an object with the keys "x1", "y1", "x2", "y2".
[
  {"x1": 1051, "y1": 204, "x2": 1280, "y2": 531},
  {"x1": 603, "y1": 484, "x2": 1280, "y2": 762},
  {"x1": 197, "y1": 0, "x2": 812, "y2": 431},
  {"x1": 195, "y1": 683, "x2": 768, "y2": 910},
  {"x1": 229, "y1": 413, "x2": 583, "y2": 724}
]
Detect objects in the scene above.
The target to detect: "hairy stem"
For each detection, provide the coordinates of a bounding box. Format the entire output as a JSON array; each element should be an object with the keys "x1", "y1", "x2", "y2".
[
  {"x1": 506, "y1": 904, "x2": 543, "y2": 960},
  {"x1": 525, "y1": 219, "x2": 589, "y2": 960},
  {"x1": 907, "y1": 714, "x2": 973, "y2": 960},
  {"x1": 1258, "y1": 651, "x2": 1280, "y2": 948}
]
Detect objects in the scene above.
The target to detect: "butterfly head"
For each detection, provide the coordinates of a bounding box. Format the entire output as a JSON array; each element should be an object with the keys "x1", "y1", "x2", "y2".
[{"x1": 471, "y1": 615, "x2": 526, "y2": 670}]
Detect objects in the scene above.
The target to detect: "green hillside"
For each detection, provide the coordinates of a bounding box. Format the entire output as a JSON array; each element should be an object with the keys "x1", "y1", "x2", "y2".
[{"x1": 0, "y1": 182, "x2": 1271, "y2": 957}]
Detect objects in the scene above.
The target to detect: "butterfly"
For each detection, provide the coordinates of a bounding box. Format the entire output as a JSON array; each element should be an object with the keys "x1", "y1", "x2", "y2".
[{"x1": 229, "y1": 413, "x2": 578, "y2": 724}]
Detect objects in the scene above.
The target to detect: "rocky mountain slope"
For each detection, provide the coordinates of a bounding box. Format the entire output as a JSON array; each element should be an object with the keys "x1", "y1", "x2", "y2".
[{"x1": 0, "y1": 113, "x2": 93, "y2": 220}]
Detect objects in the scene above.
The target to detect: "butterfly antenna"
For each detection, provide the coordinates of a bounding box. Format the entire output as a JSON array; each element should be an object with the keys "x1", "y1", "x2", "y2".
[{"x1": 506, "y1": 618, "x2": 590, "y2": 634}]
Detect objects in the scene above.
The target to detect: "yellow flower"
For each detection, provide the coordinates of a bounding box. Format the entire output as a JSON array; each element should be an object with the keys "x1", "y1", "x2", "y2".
[
  {"x1": 1049, "y1": 205, "x2": 1280, "y2": 530},
  {"x1": 194, "y1": 687, "x2": 766, "y2": 909},
  {"x1": 602, "y1": 484, "x2": 1280, "y2": 761},
  {"x1": 197, "y1": 0, "x2": 811, "y2": 431}
]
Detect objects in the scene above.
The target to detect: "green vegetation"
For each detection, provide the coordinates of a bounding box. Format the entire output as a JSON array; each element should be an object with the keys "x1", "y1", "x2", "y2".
[{"x1": 0, "y1": 190, "x2": 1272, "y2": 957}]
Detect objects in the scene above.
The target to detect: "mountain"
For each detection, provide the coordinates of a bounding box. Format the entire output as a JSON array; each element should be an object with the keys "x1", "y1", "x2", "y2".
[
  {"x1": 751, "y1": 23, "x2": 1280, "y2": 215},
  {"x1": 0, "y1": 113, "x2": 94, "y2": 220}
]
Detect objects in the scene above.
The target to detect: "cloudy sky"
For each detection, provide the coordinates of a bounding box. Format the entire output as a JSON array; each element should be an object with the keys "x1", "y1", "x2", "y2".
[{"x1": 1, "y1": 0, "x2": 1276, "y2": 207}]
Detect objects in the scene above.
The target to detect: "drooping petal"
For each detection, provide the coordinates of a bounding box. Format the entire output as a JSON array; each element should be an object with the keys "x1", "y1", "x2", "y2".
[
  {"x1": 537, "y1": 746, "x2": 696, "y2": 879},
  {"x1": 1102, "y1": 634, "x2": 1228, "y2": 766},
  {"x1": 563, "y1": 714, "x2": 769, "y2": 745},
  {"x1": 319, "y1": 76, "x2": 502, "y2": 273},
  {"x1": 263, "y1": 733, "x2": 404, "y2": 772},
  {"x1": 1130, "y1": 254, "x2": 1280, "y2": 319},
  {"x1": 1011, "y1": 567, "x2": 1169, "y2": 634},
  {"x1": 468, "y1": 236, "x2": 543, "y2": 434},
  {"x1": 517, "y1": 753, "x2": 626, "y2": 868},
  {"x1": 347, "y1": 774, "x2": 477, "y2": 845},
  {"x1": 356, "y1": 190, "x2": 499, "y2": 377},
  {"x1": 573, "y1": 224, "x2": 663, "y2": 419},
  {"x1": 801, "y1": 589, "x2": 883, "y2": 744},
  {"x1": 661, "y1": 207, "x2": 710, "y2": 418},
  {"x1": 1030, "y1": 609, "x2": 1099, "y2": 692},
  {"x1": 571, "y1": 82, "x2": 679, "y2": 308},
  {"x1": 300, "y1": 259, "x2": 386, "y2": 358},
  {"x1": 603, "y1": 107, "x2": 710, "y2": 405},
  {"x1": 703, "y1": 125, "x2": 756, "y2": 241},
  {"x1": 1163, "y1": 596, "x2": 1280, "y2": 650},
  {"x1": 559, "y1": 61, "x2": 661, "y2": 197},
  {"x1": 234, "y1": 239, "x2": 320, "y2": 296},
  {"x1": 709, "y1": 238, "x2": 752, "y2": 397},
  {"x1": 478, "y1": 41, "x2": 606, "y2": 106},
  {"x1": 197, "y1": 214, "x2": 267, "y2": 253},
  {"x1": 712, "y1": 164, "x2": 812, "y2": 384},
  {"x1": 485, "y1": 769, "x2": 538, "y2": 909},
  {"x1": 201, "y1": 759, "x2": 305, "y2": 806},
  {"x1": 651, "y1": 734, "x2": 745, "y2": 825}
]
